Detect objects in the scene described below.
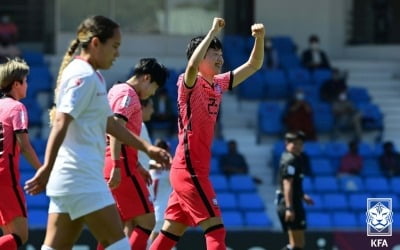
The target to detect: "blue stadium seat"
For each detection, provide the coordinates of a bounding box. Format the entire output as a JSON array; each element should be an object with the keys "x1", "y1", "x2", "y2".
[
  {"x1": 323, "y1": 193, "x2": 348, "y2": 210},
  {"x1": 222, "y1": 211, "x2": 244, "y2": 228},
  {"x1": 304, "y1": 193, "x2": 324, "y2": 211},
  {"x1": 307, "y1": 212, "x2": 332, "y2": 228},
  {"x1": 19, "y1": 155, "x2": 33, "y2": 173},
  {"x1": 22, "y1": 50, "x2": 46, "y2": 66},
  {"x1": 211, "y1": 139, "x2": 228, "y2": 157},
  {"x1": 324, "y1": 142, "x2": 348, "y2": 169},
  {"x1": 358, "y1": 142, "x2": 374, "y2": 159},
  {"x1": 310, "y1": 158, "x2": 334, "y2": 176},
  {"x1": 357, "y1": 103, "x2": 384, "y2": 130},
  {"x1": 237, "y1": 71, "x2": 267, "y2": 100},
  {"x1": 217, "y1": 192, "x2": 238, "y2": 211},
  {"x1": 312, "y1": 102, "x2": 334, "y2": 133},
  {"x1": 332, "y1": 212, "x2": 358, "y2": 228},
  {"x1": 27, "y1": 66, "x2": 53, "y2": 97},
  {"x1": 272, "y1": 140, "x2": 285, "y2": 169},
  {"x1": 28, "y1": 209, "x2": 48, "y2": 228},
  {"x1": 348, "y1": 87, "x2": 371, "y2": 105},
  {"x1": 302, "y1": 176, "x2": 313, "y2": 193},
  {"x1": 20, "y1": 98, "x2": 43, "y2": 126},
  {"x1": 364, "y1": 177, "x2": 390, "y2": 193},
  {"x1": 264, "y1": 69, "x2": 290, "y2": 99},
  {"x1": 229, "y1": 175, "x2": 257, "y2": 192},
  {"x1": 338, "y1": 175, "x2": 364, "y2": 192},
  {"x1": 31, "y1": 138, "x2": 47, "y2": 156},
  {"x1": 244, "y1": 211, "x2": 272, "y2": 227},
  {"x1": 270, "y1": 36, "x2": 297, "y2": 55},
  {"x1": 361, "y1": 159, "x2": 383, "y2": 176},
  {"x1": 26, "y1": 193, "x2": 49, "y2": 209},
  {"x1": 312, "y1": 69, "x2": 332, "y2": 86},
  {"x1": 257, "y1": 102, "x2": 285, "y2": 143},
  {"x1": 348, "y1": 193, "x2": 371, "y2": 211},
  {"x1": 287, "y1": 68, "x2": 312, "y2": 90},
  {"x1": 210, "y1": 157, "x2": 221, "y2": 174},
  {"x1": 279, "y1": 54, "x2": 301, "y2": 70},
  {"x1": 390, "y1": 177, "x2": 400, "y2": 194},
  {"x1": 313, "y1": 176, "x2": 339, "y2": 192},
  {"x1": 303, "y1": 142, "x2": 324, "y2": 158},
  {"x1": 210, "y1": 175, "x2": 229, "y2": 192},
  {"x1": 237, "y1": 193, "x2": 265, "y2": 211}
]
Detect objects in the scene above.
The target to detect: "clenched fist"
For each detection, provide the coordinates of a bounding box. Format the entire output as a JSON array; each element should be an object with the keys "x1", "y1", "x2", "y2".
[
  {"x1": 211, "y1": 17, "x2": 225, "y2": 34},
  {"x1": 251, "y1": 23, "x2": 265, "y2": 38}
]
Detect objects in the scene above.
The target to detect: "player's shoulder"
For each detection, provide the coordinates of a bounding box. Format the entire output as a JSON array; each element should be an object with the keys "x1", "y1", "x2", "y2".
[
  {"x1": 63, "y1": 59, "x2": 96, "y2": 81},
  {"x1": 281, "y1": 151, "x2": 295, "y2": 164}
]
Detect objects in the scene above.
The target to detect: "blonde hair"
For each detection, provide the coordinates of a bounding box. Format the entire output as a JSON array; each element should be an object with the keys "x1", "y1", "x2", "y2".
[
  {"x1": 49, "y1": 15, "x2": 119, "y2": 124},
  {"x1": 0, "y1": 58, "x2": 29, "y2": 95}
]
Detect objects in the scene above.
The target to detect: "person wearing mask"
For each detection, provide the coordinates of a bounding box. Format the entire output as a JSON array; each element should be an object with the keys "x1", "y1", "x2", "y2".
[
  {"x1": 332, "y1": 91, "x2": 362, "y2": 140},
  {"x1": 276, "y1": 131, "x2": 314, "y2": 250},
  {"x1": 301, "y1": 35, "x2": 330, "y2": 71},
  {"x1": 283, "y1": 89, "x2": 317, "y2": 141}
]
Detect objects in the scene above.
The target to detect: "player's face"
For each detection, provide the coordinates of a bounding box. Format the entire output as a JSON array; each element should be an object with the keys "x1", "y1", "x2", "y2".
[
  {"x1": 141, "y1": 80, "x2": 159, "y2": 99},
  {"x1": 202, "y1": 48, "x2": 224, "y2": 75},
  {"x1": 286, "y1": 139, "x2": 303, "y2": 155},
  {"x1": 15, "y1": 76, "x2": 28, "y2": 99},
  {"x1": 96, "y1": 28, "x2": 121, "y2": 69}
]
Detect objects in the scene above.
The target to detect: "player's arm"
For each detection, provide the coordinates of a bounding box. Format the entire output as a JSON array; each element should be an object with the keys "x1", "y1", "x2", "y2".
[
  {"x1": 24, "y1": 112, "x2": 73, "y2": 195},
  {"x1": 283, "y1": 177, "x2": 295, "y2": 221},
  {"x1": 16, "y1": 132, "x2": 41, "y2": 169},
  {"x1": 184, "y1": 17, "x2": 225, "y2": 87},
  {"x1": 232, "y1": 23, "x2": 265, "y2": 87},
  {"x1": 106, "y1": 116, "x2": 171, "y2": 166},
  {"x1": 107, "y1": 115, "x2": 126, "y2": 189}
]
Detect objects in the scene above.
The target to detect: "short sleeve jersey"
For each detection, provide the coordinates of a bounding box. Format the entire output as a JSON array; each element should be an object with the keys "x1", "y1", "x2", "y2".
[
  {"x1": 278, "y1": 151, "x2": 304, "y2": 206},
  {"x1": 46, "y1": 58, "x2": 113, "y2": 196},
  {"x1": 172, "y1": 72, "x2": 232, "y2": 177},
  {"x1": 0, "y1": 97, "x2": 28, "y2": 185},
  {"x1": 105, "y1": 83, "x2": 142, "y2": 174}
]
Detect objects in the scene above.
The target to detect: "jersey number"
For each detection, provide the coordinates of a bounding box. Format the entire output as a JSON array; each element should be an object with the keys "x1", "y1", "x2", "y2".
[{"x1": 208, "y1": 98, "x2": 218, "y2": 115}]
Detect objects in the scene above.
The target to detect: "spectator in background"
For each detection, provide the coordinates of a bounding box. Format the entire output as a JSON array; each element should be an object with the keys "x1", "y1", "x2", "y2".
[
  {"x1": 332, "y1": 91, "x2": 362, "y2": 140},
  {"x1": 283, "y1": 89, "x2": 317, "y2": 141},
  {"x1": 264, "y1": 37, "x2": 279, "y2": 69},
  {"x1": 338, "y1": 140, "x2": 363, "y2": 176},
  {"x1": 0, "y1": 15, "x2": 20, "y2": 60},
  {"x1": 379, "y1": 141, "x2": 400, "y2": 177},
  {"x1": 220, "y1": 139, "x2": 248, "y2": 175},
  {"x1": 148, "y1": 87, "x2": 177, "y2": 137},
  {"x1": 320, "y1": 68, "x2": 348, "y2": 103},
  {"x1": 301, "y1": 34, "x2": 330, "y2": 71}
]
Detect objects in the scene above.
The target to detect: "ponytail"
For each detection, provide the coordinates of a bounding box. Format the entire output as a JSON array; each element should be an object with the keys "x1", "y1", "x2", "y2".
[{"x1": 49, "y1": 38, "x2": 80, "y2": 125}]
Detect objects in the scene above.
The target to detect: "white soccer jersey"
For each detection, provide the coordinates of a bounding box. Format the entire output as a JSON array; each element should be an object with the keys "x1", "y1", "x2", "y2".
[{"x1": 46, "y1": 58, "x2": 113, "y2": 196}]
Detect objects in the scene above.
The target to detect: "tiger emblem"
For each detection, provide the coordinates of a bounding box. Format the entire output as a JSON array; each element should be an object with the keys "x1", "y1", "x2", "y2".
[{"x1": 366, "y1": 202, "x2": 393, "y2": 232}]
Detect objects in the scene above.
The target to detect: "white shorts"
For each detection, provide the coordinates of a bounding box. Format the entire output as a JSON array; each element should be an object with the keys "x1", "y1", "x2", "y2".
[
  {"x1": 150, "y1": 170, "x2": 172, "y2": 232},
  {"x1": 48, "y1": 191, "x2": 115, "y2": 220}
]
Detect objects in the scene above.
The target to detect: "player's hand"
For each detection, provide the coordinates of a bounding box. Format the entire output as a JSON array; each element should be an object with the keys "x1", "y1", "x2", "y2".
[
  {"x1": 285, "y1": 209, "x2": 295, "y2": 222},
  {"x1": 251, "y1": 23, "x2": 265, "y2": 38},
  {"x1": 108, "y1": 167, "x2": 121, "y2": 189},
  {"x1": 138, "y1": 166, "x2": 152, "y2": 186},
  {"x1": 303, "y1": 194, "x2": 314, "y2": 205},
  {"x1": 24, "y1": 166, "x2": 51, "y2": 195},
  {"x1": 147, "y1": 145, "x2": 171, "y2": 168},
  {"x1": 211, "y1": 17, "x2": 225, "y2": 34}
]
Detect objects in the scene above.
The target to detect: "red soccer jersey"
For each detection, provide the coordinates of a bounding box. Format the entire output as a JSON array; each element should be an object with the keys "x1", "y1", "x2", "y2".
[
  {"x1": 172, "y1": 72, "x2": 232, "y2": 177},
  {"x1": 105, "y1": 83, "x2": 142, "y2": 178},
  {"x1": 0, "y1": 97, "x2": 28, "y2": 186}
]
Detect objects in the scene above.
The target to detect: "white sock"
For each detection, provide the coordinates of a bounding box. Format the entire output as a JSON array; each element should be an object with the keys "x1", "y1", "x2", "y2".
[
  {"x1": 105, "y1": 237, "x2": 130, "y2": 250},
  {"x1": 41, "y1": 245, "x2": 56, "y2": 250}
]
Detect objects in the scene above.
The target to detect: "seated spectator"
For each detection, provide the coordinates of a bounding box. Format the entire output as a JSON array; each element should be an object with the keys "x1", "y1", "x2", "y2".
[
  {"x1": 0, "y1": 15, "x2": 20, "y2": 59},
  {"x1": 338, "y1": 140, "x2": 363, "y2": 176},
  {"x1": 301, "y1": 34, "x2": 331, "y2": 71},
  {"x1": 264, "y1": 37, "x2": 279, "y2": 69},
  {"x1": 283, "y1": 89, "x2": 317, "y2": 141},
  {"x1": 147, "y1": 87, "x2": 177, "y2": 137},
  {"x1": 220, "y1": 140, "x2": 248, "y2": 175},
  {"x1": 379, "y1": 141, "x2": 400, "y2": 177},
  {"x1": 332, "y1": 92, "x2": 362, "y2": 140},
  {"x1": 320, "y1": 68, "x2": 348, "y2": 103}
]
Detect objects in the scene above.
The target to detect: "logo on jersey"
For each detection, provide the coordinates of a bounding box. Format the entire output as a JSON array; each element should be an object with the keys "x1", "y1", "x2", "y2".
[
  {"x1": 212, "y1": 197, "x2": 218, "y2": 206},
  {"x1": 120, "y1": 95, "x2": 131, "y2": 108},
  {"x1": 366, "y1": 198, "x2": 393, "y2": 236},
  {"x1": 287, "y1": 165, "x2": 295, "y2": 175}
]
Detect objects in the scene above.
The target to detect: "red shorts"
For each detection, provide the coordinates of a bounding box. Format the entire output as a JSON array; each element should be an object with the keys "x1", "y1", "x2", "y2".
[
  {"x1": 0, "y1": 185, "x2": 27, "y2": 225},
  {"x1": 109, "y1": 169, "x2": 154, "y2": 222},
  {"x1": 164, "y1": 168, "x2": 221, "y2": 227}
]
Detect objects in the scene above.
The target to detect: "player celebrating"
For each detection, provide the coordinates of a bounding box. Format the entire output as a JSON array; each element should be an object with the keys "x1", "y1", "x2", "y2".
[{"x1": 150, "y1": 17, "x2": 265, "y2": 250}]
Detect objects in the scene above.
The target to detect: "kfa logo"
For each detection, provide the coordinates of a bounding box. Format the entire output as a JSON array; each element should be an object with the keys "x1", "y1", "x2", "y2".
[
  {"x1": 366, "y1": 198, "x2": 393, "y2": 248},
  {"x1": 366, "y1": 198, "x2": 393, "y2": 236}
]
